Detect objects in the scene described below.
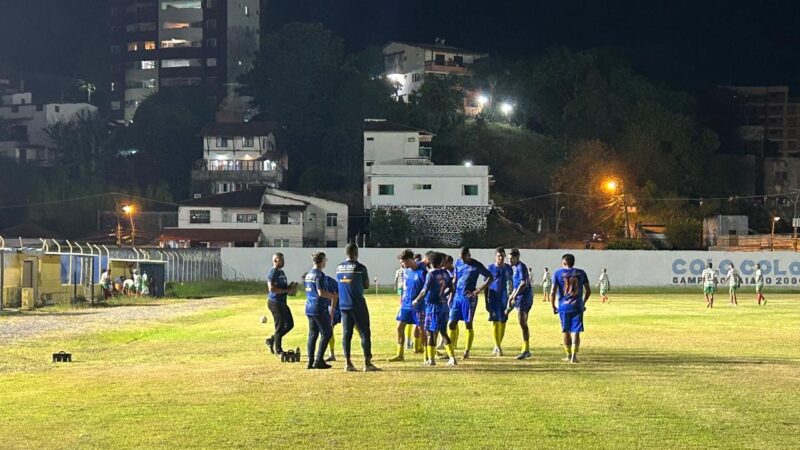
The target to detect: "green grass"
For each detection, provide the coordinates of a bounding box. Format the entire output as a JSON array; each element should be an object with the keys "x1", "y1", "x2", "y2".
[
  {"x1": 165, "y1": 279, "x2": 266, "y2": 298},
  {"x1": 1, "y1": 292, "x2": 799, "y2": 449}
]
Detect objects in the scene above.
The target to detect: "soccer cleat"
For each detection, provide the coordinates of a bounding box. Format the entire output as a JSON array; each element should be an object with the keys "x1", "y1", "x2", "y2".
[
  {"x1": 516, "y1": 351, "x2": 532, "y2": 360},
  {"x1": 428, "y1": 359, "x2": 437, "y2": 366},
  {"x1": 497, "y1": 348, "x2": 504, "y2": 357},
  {"x1": 344, "y1": 364, "x2": 358, "y2": 372},
  {"x1": 325, "y1": 354, "x2": 337, "y2": 362},
  {"x1": 387, "y1": 355, "x2": 404, "y2": 362},
  {"x1": 462, "y1": 351, "x2": 470, "y2": 360},
  {"x1": 561, "y1": 356, "x2": 571, "y2": 362},
  {"x1": 491, "y1": 347, "x2": 499, "y2": 356},
  {"x1": 265, "y1": 337, "x2": 275, "y2": 354},
  {"x1": 313, "y1": 360, "x2": 332, "y2": 370},
  {"x1": 422, "y1": 359, "x2": 432, "y2": 366},
  {"x1": 446, "y1": 357, "x2": 457, "y2": 366},
  {"x1": 570, "y1": 356, "x2": 580, "y2": 364},
  {"x1": 307, "y1": 361, "x2": 315, "y2": 369},
  {"x1": 363, "y1": 363, "x2": 382, "y2": 372},
  {"x1": 406, "y1": 341, "x2": 414, "y2": 350}
]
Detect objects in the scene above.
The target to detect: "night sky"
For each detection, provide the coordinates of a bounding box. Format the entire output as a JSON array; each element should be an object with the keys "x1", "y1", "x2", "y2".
[{"x1": 1, "y1": 0, "x2": 799, "y2": 91}]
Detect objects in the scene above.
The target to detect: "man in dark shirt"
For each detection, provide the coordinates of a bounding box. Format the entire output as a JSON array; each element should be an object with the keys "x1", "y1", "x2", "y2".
[
  {"x1": 336, "y1": 243, "x2": 380, "y2": 372},
  {"x1": 266, "y1": 253, "x2": 296, "y2": 356}
]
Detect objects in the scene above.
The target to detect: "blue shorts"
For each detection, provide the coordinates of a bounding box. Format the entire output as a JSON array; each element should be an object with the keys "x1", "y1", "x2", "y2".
[
  {"x1": 425, "y1": 306, "x2": 448, "y2": 333},
  {"x1": 449, "y1": 297, "x2": 477, "y2": 323},
  {"x1": 559, "y1": 310, "x2": 584, "y2": 333},
  {"x1": 413, "y1": 310, "x2": 425, "y2": 327},
  {"x1": 396, "y1": 306, "x2": 416, "y2": 324},
  {"x1": 486, "y1": 293, "x2": 508, "y2": 322},
  {"x1": 515, "y1": 296, "x2": 533, "y2": 312}
]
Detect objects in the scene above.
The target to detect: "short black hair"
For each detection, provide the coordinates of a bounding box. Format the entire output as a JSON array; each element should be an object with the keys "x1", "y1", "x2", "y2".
[
  {"x1": 460, "y1": 247, "x2": 470, "y2": 257},
  {"x1": 430, "y1": 252, "x2": 444, "y2": 268},
  {"x1": 495, "y1": 247, "x2": 506, "y2": 255},
  {"x1": 414, "y1": 253, "x2": 422, "y2": 261},
  {"x1": 345, "y1": 243, "x2": 359, "y2": 259},
  {"x1": 312, "y1": 252, "x2": 326, "y2": 264},
  {"x1": 562, "y1": 253, "x2": 575, "y2": 267},
  {"x1": 707, "y1": 262, "x2": 713, "y2": 268},
  {"x1": 398, "y1": 249, "x2": 414, "y2": 260},
  {"x1": 509, "y1": 248, "x2": 520, "y2": 258}
]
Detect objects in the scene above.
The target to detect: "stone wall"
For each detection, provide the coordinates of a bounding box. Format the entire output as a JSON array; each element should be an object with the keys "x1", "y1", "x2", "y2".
[{"x1": 376, "y1": 205, "x2": 492, "y2": 246}]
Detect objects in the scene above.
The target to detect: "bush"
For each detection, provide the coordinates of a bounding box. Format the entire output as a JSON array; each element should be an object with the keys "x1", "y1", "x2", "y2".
[
  {"x1": 665, "y1": 222, "x2": 702, "y2": 250},
  {"x1": 605, "y1": 239, "x2": 654, "y2": 250}
]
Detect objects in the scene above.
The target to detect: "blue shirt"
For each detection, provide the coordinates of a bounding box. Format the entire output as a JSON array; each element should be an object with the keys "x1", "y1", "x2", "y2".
[
  {"x1": 487, "y1": 263, "x2": 513, "y2": 301},
  {"x1": 552, "y1": 267, "x2": 588, "y2": 313},
  {"x1": 512, "y1": 261, "x2": 533, "y2": 302},
  {"x1": 455, "y1": 258, "x2": 492, "y2": 301},
  {"x1": 402, "y1": 265, "x2": 428, "y2": 310},
  {"x1": 336, "y1": 259, "x2": 369, "y2": 310},
  {"x1": 424, "y1": 268, "x2": 451, "y2": 309},
  {"x1": 304, "y1": 268, "x2": 329, "y2": 316},
  {"x1": 267, "y1": 268, "x2": 288, "y2": 304},
  {"x1": 325, "y1": 276, "x2": 340, "y2": 315}
]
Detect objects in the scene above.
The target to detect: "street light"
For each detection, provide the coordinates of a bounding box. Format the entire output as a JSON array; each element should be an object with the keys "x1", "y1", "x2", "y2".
[
  {"x1": 771, "y1": 216, "x2": 780, "y2": 251},
  {"x1": 500, "y1": 102, "x2": 513, "y2": 116},
  {"x1": 464, "y1": 161, "x2": 473, "y2": 167},
  {"x1": 601, "y1": 177, "x2": 631, "y2": 238},
  {"x1": 123, "y1": 204, "x2": 137, "y2": 247},
  {"x1": 477, "y1": 94, "x2": 489, "y2": 107}
]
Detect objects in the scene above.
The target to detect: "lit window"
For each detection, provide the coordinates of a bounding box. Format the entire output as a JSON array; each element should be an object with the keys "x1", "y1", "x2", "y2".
[
  {"x1": 141, "y1": 60, "x2": 156, "y2": 69},
  {"x1": 189, "y1": 210, "x2": 211, "y2": 224},
  {"x1": 110, "y1": 82, "x2": 116, "y2": 92},
  {"x1": 162, "y1": 59, "x2": 191, "y2": 68},
  {"x1": 207, "y1": 58, "x2": 217, "y2": 67},
  {"x1": 127, "y1": 42, "x2": 139, "y2": 52},
  {"x1": 162, "y1": 1, "x2": 201, "y2": 10},
  {"x1": 163, "y1": 22, "x2": 190, "y2": 29},
  {"x1": 463, "y1": 185, "x2": 478, "y2": 196},
  {"x1": 244, "y1": 5, "x2": 250, "y2": 16},
  {"x1": 237, "y1": 214, "x2": 257, "y2": 223},
  {"x1": 326, "y1": 213, "x2": 338, "y2": 227},
  {"x1": 144, "y1": 41, "x2": 156, "y2": 50},
  {"x1": 161, "y1": 39, "x2": 192, "y2": 48},
  {"x1": 111, "y1": 101, "x2": 121, "y2": 110},
  {"x1": 378, "y1": 185, "x2": 394, "y2": 195}
]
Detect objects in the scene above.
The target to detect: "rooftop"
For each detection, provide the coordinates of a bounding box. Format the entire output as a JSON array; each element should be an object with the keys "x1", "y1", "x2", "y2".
[
  {"x1": 363, "y1": 119, "x2": 433, "y2": 134},
  {"x1": 181, "y1": 189, "x2": 264, "y2": 208},
  {"x1": 386, "y1": 41, "x2": 487, "y2": 56},
  {"x1": 198, "y1": 121, "x2": 280, "y2": 138}
]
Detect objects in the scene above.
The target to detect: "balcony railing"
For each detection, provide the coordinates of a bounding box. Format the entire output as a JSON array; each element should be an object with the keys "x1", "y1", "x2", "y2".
[
  {"x1": 424, "y1": 61, "x2": 470, "y2": 75},
  {"x1": 191, "y1": 159, "x2": 281, "y2": 182}
]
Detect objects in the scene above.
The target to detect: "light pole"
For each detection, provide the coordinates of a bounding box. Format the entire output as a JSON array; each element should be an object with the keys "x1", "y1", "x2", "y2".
[
  {"x1": 555, "y1": 206, "x2": 565, "y2": 234},
  {"x1": 123, "y1": 204, "x2": 136, "y2": 247},
  {"x1": 602, "y1": 177, "x2": 631, "y2": 239},
  {"x1": 771, "y1": 216, "x2": 780, "y2": 251}
]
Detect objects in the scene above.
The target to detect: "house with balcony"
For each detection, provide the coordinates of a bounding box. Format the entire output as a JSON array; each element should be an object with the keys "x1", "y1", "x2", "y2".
[
  {"x1": 161, "y1": 187, "x2": 348, "y2": 248},
  {"x1": 383, "y1": 40, "x2": 488, "y2": 102},
  {"x1": 191, "y1": 121, "x2": 286, "y2": 196},
  {"x1": 362, "y1": 119, "x2": 492, "y2": 246}
]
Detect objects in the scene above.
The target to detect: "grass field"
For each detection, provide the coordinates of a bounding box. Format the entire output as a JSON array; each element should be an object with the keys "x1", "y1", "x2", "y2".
[{"x1": 1, "y1": 291, "x2": 799, "y2": 449}]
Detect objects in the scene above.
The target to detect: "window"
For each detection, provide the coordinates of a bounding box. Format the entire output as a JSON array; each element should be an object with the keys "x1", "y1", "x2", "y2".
[
  {"x1": 161, "y1": 77, "x2": 202, "y2": 87},
  {"x1": 207, "y1": 38, "x2": 218, "y2": 48},
  {"x1": 206, "y1": 19, "x2": 218, "y2": 29},
  {"x1": 789, "y1": 105, "x2": 797, "y2": 115},
  {"x1": 206, "y1": 0, "x2": 216, "y2": 8},
  {"x1": 412, "y1": 73, "x2": 422, "y2": 82},
  {"x1": 111, "y1": 101, "x2": 121, "y2": 110},
  {"x1": 407, "y1": 137, "x2": 416, "y2": 142},
  {"x1": 127, "y1": 42, "x2": 138, "y2": 52},
  {"x1": 274, "y1": 239, "x2": 289, "y2": 247},
  {"x1": 378, "y1": 184, "x2": 394, "y2": 195},
  {"x1": 326, "y1": 240, "x2": 337, "y2": 248},
  {"x1": 54, "y1": 106, "x2": 60, "y2": 113},
  {"x1": 326, "y1": 213, "x2": 338, "y2": 227},
  {"x1": 161, "y1": 39, "x2": 201, "y2": 48},
  {"x1": 110, "y1": 82, "x2": 116, "y2": 92},
  {"x1": 365, "y1": 161, "x2": 374, "y2": 167},
  {"x1": 190, "y1": 210, "x2": 211, "y2": 224},
  {"x1": 243, "y1": 137, "x2": 254, "y2": 147},
  {"x1": 161, "y1": 59, "x2": 191, "y2": 68},
  {"x1": 162, "y1": 1, "x2": 202, "y2": 9},
  {"x1": 207, "y1": 58, "x2": 217, "y2": 67},
  {"x1": 144, "y1": 41, "x2": 156, "y2": 50},
  {"x1": 413, "y1": 184, "x2": 432, "y2": 190},
  {"x1": 463, "y1": 184, "x2": 478, "y2": 196},
  {"x1": 434, "y1": 53, "x2": 445, "y2": 65},
  {"x1": 216, "y1": 137, "x2": 229, "y2": 147},
  {"x1": 244, "y1": 5, "x2": 250, "y2": 15},
  {"x1": 454, "y1": 55, "x2": 464, "y2": 66},
  {"x1": 237, "y1": 213, "x2": 257, "y2": 223},
  {"x1": 366, "y1": 137, "x2": 374, "y2": 141},
  {"x1": 141, "y1": 60, "x2": 156, "y2": 69},
  {"x1": 279, "y1": 212, "x2": 290, "y2": 225},
  {"x1": 163, "y1": 22, "x2": 191, "y2": 29}
]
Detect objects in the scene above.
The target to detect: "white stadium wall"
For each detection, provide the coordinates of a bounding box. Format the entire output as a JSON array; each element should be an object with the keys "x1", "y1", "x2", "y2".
[{"x1": 221, "y1": 248, "x2": 800, "y2": 289}]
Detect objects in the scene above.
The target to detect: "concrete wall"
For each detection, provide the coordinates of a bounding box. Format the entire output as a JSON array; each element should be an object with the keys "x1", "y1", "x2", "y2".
[
  {"x1": 221, "y1": 247, "x2": 800, "y2": 289},
  {"x1": 366, "y1": 165, "x2": 490, "y2": 208}
]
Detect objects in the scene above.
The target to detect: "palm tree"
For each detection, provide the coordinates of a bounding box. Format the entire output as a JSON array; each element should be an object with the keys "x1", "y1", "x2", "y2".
[{"x1": 79, "y1": 80, "x2": 97, "y2": 104}]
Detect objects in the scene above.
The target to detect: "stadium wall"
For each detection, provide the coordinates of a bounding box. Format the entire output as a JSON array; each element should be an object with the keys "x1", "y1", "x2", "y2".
[{"x1": 220, "y1": 248, "x2": 800, "y2": 288}]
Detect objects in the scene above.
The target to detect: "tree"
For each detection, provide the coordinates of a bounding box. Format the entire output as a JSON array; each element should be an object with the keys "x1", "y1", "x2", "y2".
[
  {"x1": 407, "y1": 74, "x2": 465, "y2": 133},
  {"x1": 367, "y1": 209, "x2": 413, "y2": 247},
  {"x1": 45, "y1": 110, "x2": 116, "y2": 179}
]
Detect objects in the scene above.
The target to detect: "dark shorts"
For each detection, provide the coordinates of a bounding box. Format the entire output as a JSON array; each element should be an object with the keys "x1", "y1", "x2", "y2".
[
  {"x1": 425, "y1": 306, "x2": 448, "y2": 333},
  {"x1": 559, "y1": 310, "x2": 584, "y2": 333},
  {"x1": 487, "y1": 294, "x2": 508, "y2": 323},
  {"x1": 449, "y1": 297, "x2": 476, "y2": 323}
]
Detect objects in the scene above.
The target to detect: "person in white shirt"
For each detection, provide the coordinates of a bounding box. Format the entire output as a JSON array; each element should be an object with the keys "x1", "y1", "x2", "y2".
[
  {"x1": 597, "y1": 268, "x2": 611, "y2": 303},
  {"x1": 701, "y1": 263, "x2": 718, "y2": 308},
  {"x1": 99, "y1": 269, "x2": 111, "y2": 300},
  {"x1": 754, "y1": 263, "x2": 766, "y2": 305},
  {"x1": 722, "y1": 263, "x2": 740, "y2": 307},
  {"x1": 541, "y1": 268, "x2": 552, "y2": 302}
]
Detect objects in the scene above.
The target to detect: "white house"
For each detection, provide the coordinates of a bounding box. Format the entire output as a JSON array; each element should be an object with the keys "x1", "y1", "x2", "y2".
[
  {"x1": 162, "y1": 187, "x2": 348, "y2": 248},
  {"x1": 362, "y1": 119, "x2": 492, "y2": 245},
  {"x1": 383, "y1": 41, "x2": 488, "y2": 102},
  {"x1": 191, "y1": 121, "x2": 286, "y2": 196},
  {"x1": 0, "y1": 90, "x2": 98, "y2": 166}
]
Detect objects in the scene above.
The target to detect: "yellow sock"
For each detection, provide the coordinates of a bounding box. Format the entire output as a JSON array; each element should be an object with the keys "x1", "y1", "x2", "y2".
[
  {"x1": 492, "y1": 323, "x2": 500, "y2": 348},
  {"x1": 329, "y1": 336, "x2": 335, "y2": 354},
  {"x1": 466, "y1": 328, "x2": 475, "y2": 352},
  {"x1": 427, "y1": 346, "x2": 435, "y2": 361},
  {"x1": 499, "y1": 322, "x2": 506, "y2": 344},
  {"x1": 405, "y1": 324, "x2": 413, "y2": 342},
  {"x1": 414, "y1": 336, "x2": 422, "y2": 352},
  {"x1": 572, "y1": 344, "x2": 579, "y2": 355},
  {"x1": 522, "y1": 339, "x2": 530, "y2": 353},
  {"x1": 397, "y1": 344, "x2": 404, "y2": 357},
  {"x1": 445, "y1": 343, "x2": 454, "y2": 358},
  {"x1": 450, "y1": 328, "x2": 459, "y2": 349},
  {"x1": 564, "y1": 346, "x2": 571, "y2": 356}
]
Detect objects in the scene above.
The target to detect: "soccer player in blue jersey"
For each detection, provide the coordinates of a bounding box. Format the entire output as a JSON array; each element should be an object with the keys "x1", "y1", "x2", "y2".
[
  {"x1": 325, "y1": 275, "x2": 341, "y2": 362},
  {"x1": 485, "y1": 247, "x2": 513, "y2": 356},
  {"x1": 266, "y1": 253, "x2": 296, "y2": 356},
  {"x1": 449, "y1": 247, "x2": 493, "y2": 359},
  {"x1": 413, "y1": 252, "x2": 457, "y2": 366},
  {"x1": 336, "y1": 243, "x2": 380, "y2": 372},
  {"x1": 441, "y1": 254, "x2": 458, "y2": 350},
  {"x1": 550, "y1": 253, "x2": 591, "y2": 363},
  {"x1": 388, "y1": 249, "x2": 428, "y2": 362},
  {"x1": 507, "y1": 249, "x2": 534, "y2": 360},
  {"x1": 304, "y1": 252, "x2": 339, "y2": 370}
]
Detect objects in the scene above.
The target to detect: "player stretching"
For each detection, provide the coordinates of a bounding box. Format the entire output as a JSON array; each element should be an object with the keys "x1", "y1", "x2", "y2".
[
  {"x1": 507, "y1": 249, "x2": 534, "y2": 360},
  {"x1": 388, "y1": 249, "x2": 428, "y2": 362},
  {"x1": 304, "y1": 252, "x2": 339, "y2": 370},
  {"x1": 723, "y1": 263, "x2": 740, "y2": 307},
  {"x1": 701, "y1": 263, "x2": 718, "y2": 308},
  {"x1": 449, "y1": 247, "x2": 493, "y2": 359},
  {"x1": 486, "y1": 247, "x2": 513, "y2": 356},
  {"x1": 336, "y1": 244, "x2": 380, "y2": 372},
  {"x1": 550, "y1": 254, "x2": 590, "y2": 363},
  {"x1": 597, "y1": 268, "x2": 611, "y2": 303},
  {"x1": 541, "y1": 268, "x2": 552, "y2": 302},
  {"x1": 413, "y1": 252, "x2": 456, "y2": 366},
  {"x1": 755, "y1": 263, "x2": 767, "y2": 305}
]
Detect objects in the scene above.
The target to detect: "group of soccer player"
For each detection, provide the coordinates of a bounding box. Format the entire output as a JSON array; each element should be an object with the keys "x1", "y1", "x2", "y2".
[
  {"x1": 388, "y1": 247, "x2": 593, "y2": 366},
  {"x1": 700, "y1": 262, "x2": 768, "y2": 308},
  {"x1": 264, "y1": 244, "x2": 594, "y2": 372}
]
